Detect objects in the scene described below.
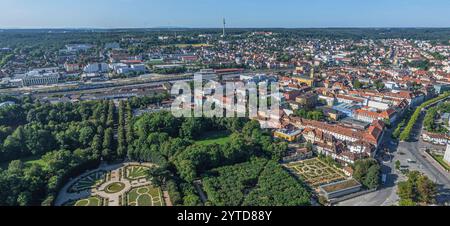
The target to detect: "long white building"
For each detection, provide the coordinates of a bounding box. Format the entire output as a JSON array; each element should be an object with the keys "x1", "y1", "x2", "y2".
[
  {"x1": 84, "y1": 63, "x2": 109, "y2": 73},
  {"x1": 14, "y1": 68, "x2": 60, "y2": 87},
  {"x1": 22, "y1": 74, "x2": 59, "y2": 86},
  {"x1": 445, "y1": 144, "x2": 450, "y2": 165}
]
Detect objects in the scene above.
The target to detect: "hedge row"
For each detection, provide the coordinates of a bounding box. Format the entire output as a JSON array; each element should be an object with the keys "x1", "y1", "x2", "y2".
[{"x1": 399, "y1": 92, "x2": 450, "y2": 141}]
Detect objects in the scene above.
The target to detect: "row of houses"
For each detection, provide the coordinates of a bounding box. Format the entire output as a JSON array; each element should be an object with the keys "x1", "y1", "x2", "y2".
[{"x1": 275, "y1": 115, "x2": 385, "y2": 165}]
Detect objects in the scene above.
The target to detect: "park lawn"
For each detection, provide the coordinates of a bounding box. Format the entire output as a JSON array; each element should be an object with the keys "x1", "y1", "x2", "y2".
[
  {"x1": 195, "y1": 131, "x2": 231, "y2": 146},
  {"x1": 431, "y1": 154, "x2": 450, "y2": 171},
  {"x1": 0, "y1": 155, "x2": 47, "y2": 169}
]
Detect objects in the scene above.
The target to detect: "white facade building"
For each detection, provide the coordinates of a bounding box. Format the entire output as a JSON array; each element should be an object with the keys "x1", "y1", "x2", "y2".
[
  {"x1": 22, "y1": 74, "x2": 59, "y2": 86},
  {"x1": 445, "y1": 144, "x2": 450, "y2": 164},
  {"x1": 83, "y1": 63, "x2": 109, "y2": 73},
  {"x1": 194, "y1": 69, "x2": 218, "y2": 81},
  {"x1": 66, "y1": 44, "x2": 93, "y2": 52}
]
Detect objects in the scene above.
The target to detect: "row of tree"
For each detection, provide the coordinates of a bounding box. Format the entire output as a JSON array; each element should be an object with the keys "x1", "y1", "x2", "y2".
[
  {"x1": 400, "y1": 92, "x2": 450, "y2": 141},
  {"x1": 202, "y1": 158, "x2": 311, "y2": 206}
]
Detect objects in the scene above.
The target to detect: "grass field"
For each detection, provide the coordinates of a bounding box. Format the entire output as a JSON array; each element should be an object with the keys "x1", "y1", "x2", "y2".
[
  {"x1": 195, "y1": 131, "x2": 231, "y2": 146},
  {"x1": 65, "y1": 196, "x2": 104, "y2": 206},
  {"x1": 286, "y1": 158, "x2": 347, "y2": 188},
  {"x1": 125, "y1": 165, "x2": 150, "y2": 180},
  {"x1": 431, "y1": 154, "x2": 450, "y2": 171},
  {"x1": 69, "y1": 171, "x2": 106, "y2": 193},
  {"x1": 0, "y1": 155, "x2": 48, "y2": 169},
  {"x1": 126, "y1": 185, "x2": 164, "y2": 206}
]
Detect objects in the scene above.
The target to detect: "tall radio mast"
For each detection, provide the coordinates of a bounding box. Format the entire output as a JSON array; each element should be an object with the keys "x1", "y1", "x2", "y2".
[{"x1": 222, "y1": 18, "x2": 226, "y2": 37}]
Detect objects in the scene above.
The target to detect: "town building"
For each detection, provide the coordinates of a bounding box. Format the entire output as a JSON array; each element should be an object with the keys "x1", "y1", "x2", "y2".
[
  {"x1": 64, "y1": 63, "x2": 80, "y2": 72},
  {"x1": 422, "y1": 131, "x2": 449, "y2": 145},
  {"x1": 84, "y1": 63, "x2": 109, "y2": 73},
  {"x1": 66, "y1": 44, "x2": 93, "y2": 52},
  {"x1": 274, "y1": 128, "x2": 303, "y2": 142},
  {"x1": 194, "y1": 69, "x2": 219, "y2": 81},
  {"x1": 295, "y1": 93, "x2": 318, "y2": 109},
  {"x1": 353, "y1": 107, "x2": 398, "y2": 124},
  {"x1": 22, "y1": 73, "x2": 59, "y2": 86},
  {"x1": 445, "y1": 143, "x2": 450, "y2": 164},
  {"x1": 282, "y1": 147, "x2": 314, "y2": 163},
  {"x1": 319, "y1": 179, "x2": 362, "y2": 200}
]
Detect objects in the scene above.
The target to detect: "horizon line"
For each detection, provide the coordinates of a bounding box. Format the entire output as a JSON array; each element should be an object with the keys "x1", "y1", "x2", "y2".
[{"x1": 1, "y1": 26, "x2": 450, "y2": 30}]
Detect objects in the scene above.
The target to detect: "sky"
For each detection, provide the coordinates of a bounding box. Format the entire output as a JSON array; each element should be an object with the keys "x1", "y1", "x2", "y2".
[{"x1": 0, "y1": 0, "x2": 449, "y2": 28}]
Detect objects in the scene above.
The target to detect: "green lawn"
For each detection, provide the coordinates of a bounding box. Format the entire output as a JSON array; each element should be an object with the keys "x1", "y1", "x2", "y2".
[
  {"x1": 431, "y1": 154, "x2": 450, "y2": 171},
  {"x1": 0, "y1": 155, "x2": 48, "y2": 170},
  {"x1": 195, "y1": 131, "x2": 231, "y2": 146}
]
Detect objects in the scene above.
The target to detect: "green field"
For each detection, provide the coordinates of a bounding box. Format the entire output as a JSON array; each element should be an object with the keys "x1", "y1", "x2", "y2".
[
  {"x1": 0, "y1": 155, "x2": 48, "y2": 169},
  {"x1": 195, "y1": 131, "x2": 231, "y2": 146},
  {"x1": 431, "y1": 154, "x2": 450, "y2": 171},
  {"x1": 126, "y1": 185, "x2": 164, "y2": 206},
  {"x1": 125, "y1": 165, "x2": 150, "y2": 180}
]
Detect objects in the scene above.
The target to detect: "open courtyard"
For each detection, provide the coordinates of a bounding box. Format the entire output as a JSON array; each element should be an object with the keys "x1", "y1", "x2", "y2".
[
  {"x1": 285, "y1": 158, "x2": 347, "y2": 188},
  {"x1": 56, "y1": 162, "x2": 166, "y2": 206}
]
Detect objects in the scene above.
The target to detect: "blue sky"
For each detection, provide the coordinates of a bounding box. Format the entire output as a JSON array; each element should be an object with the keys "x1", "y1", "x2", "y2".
[{"x1": 0, "y1": 0, "x2": 449, "y2": 28}]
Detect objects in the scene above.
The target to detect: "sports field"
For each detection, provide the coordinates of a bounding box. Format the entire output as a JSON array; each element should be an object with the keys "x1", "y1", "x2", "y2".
[
  {"x1": 126, "y1": 185, "x2": 164, "y2": 206},
  {"x1": 286, "y1": 158, "x2": 346, "y2": 187},
  {"x1": 68, "y1": 171, "x2": 106, "y2": 193}
]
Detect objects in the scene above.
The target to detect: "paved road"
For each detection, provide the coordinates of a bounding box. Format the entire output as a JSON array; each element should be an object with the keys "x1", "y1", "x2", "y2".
[
  {"x1": 397, "y1": 111, "x2": 450, "y2": 204},
  {"x1": 338, "y1": 99, "x2": 450, "y2": 206},
  {"x1": 337, "y1": 128, "x2": 399, "y2": 206}
]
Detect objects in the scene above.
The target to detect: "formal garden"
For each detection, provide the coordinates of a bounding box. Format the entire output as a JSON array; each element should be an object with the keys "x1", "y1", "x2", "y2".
[
  {"x1": 68, "y1": 171, "x2": 107, "y2": 193},
  {"x1": 64, "y1": 196, "x2": 107, "y2": 206},
  {"x1": 58, "y1": 163, "x2": 165, "y2": 206},
  {"x1": 126, "y1": 185, "x2": 164, "y2": 206},
  {"x1": 285, "y1": 158, "x2": 347, "y2": 188},
  {"x1": 125, "y1": 165, "x2": 150, "y2": 180}
]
